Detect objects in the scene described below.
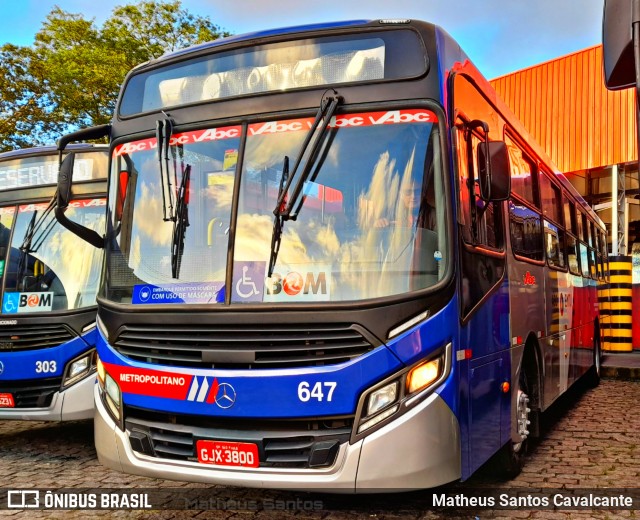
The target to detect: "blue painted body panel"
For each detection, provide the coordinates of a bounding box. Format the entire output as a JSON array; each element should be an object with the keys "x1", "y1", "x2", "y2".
[
  {"x1": 98, "y1": 298, "x2": 464, "y2": 420},
  {"x1": 0, "y1": 330, "x2": 94, "y2": 381},
  {"x1": 457, "y1": 279, "x2": 512, "y2": 479},
  {"x1": 98, "y1": 330, "x2": 404, "y2": 418}
]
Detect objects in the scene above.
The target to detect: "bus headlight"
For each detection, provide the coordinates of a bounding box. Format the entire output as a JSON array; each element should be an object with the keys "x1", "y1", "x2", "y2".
[
  {"x1": 96, "y1": 358, "x2": 124, "y2": 429},
  {"x1": 62, "y1": 350, "x2": 97, "y2": 388},
  {"x1": 97, "y1": 357, "x2": 105, "y2": 386},
  {"x1": 354, "y1": 344, "x2": 451, "y2": 439},
  {"x1": 104, "y1": 372, "x2": 122, "y2": 423},
  {"x1": 406, "y1": 358, "x2": 442, "y2": 395},
  {"x1": 357, "y1": 381, "x2": 400, "y2": 434},
  {"x1": 366, "y1": 381, "x2": 398, "y2": 416}
]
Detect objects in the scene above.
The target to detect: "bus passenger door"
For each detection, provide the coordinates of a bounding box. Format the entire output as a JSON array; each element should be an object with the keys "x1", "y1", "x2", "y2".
[{"x1": 451, "y1": 72, "x2": 511, "y2": 478}]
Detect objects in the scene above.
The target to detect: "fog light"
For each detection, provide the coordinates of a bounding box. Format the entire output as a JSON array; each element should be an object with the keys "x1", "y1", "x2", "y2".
[
  {"x1": 406, "y1": 357, "x2": 442, "y2": 395},
  {"x1": 366, "y1": 381, "x2": 398, "y2": 416}
]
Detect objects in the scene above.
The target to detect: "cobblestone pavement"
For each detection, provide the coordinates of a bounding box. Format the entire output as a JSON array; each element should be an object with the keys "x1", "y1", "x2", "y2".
[{"x1": 0, "y1": 378, "x2": 638, "y2": 519}]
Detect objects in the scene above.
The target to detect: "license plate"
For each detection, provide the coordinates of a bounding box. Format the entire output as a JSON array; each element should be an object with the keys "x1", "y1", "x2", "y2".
[
  {"x1": 0, "y1": 393, "x2": 15, "y2": 408},
  {"x1": 196, "y1": 440, "x2": 259, "y2": 468}
]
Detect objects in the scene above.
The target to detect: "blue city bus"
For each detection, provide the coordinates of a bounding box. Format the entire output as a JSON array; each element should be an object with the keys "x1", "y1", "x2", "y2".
[
  {"x1": 0, "y1": 145, "x2": 107, "y2": 420},
  {"x1": 56, "y1": 20, "x2": 606, "y2": 490}
]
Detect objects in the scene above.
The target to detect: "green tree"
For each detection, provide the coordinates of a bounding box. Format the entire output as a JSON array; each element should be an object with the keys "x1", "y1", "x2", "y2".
[
  {"x1": 0, "y1": 44, "x2": 58, "y2": 150},
  {"x1": 0, "y1": 1, "x2": 229, "y2": 152}
]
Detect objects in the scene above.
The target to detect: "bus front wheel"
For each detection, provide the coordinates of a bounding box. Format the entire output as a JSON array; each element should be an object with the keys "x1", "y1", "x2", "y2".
[{"x1": 496, "y1": 365, "x2": 535, "y2": 478}]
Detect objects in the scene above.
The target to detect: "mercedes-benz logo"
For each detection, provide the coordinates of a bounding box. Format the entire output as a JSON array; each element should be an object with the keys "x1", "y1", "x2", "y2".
[
  {"x1": 214, "y1": 383, "x2": 236, "y2": 409},
  {"x1": 0, "y1": 361, "x2": 4, "y2": 375}
]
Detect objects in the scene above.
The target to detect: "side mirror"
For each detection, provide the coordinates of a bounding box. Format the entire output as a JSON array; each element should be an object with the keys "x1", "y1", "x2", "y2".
[
  {"x1": 57, "y1": 153, "x2": 74, "y2": 210},
  {"x1": 55, "y1": 152, "x2": 105, "y2": 249},
  {"x1": 602, "y1": 0, "x2": 640, "y2": 90},
  {"x1": 477, "y1": 141, "x2": 511, "y2": 202}
]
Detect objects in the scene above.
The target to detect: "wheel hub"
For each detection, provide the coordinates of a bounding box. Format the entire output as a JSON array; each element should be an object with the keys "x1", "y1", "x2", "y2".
[{"x1": 515, "y1": 389, "x2": 531, "y2": 451}]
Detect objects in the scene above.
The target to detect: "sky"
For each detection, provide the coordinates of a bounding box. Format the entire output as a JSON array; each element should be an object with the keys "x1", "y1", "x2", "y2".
[{"x1": 1, "y1": 0, "x2": 604, "y2": 79}]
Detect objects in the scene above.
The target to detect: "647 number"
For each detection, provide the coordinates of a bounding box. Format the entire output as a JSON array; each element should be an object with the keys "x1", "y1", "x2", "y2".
[{"x1": 298, "y1": 381, "x2": 337, "y2": 402}]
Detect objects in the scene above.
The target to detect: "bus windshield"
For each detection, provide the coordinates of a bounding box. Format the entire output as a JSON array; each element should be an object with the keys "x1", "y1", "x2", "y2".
[
  {"x1": 1, "y1": 198, "x2": 106, "y2": 314},
  {"x1": 106, "y1": 108, "x2": 448, "y2": 305}
]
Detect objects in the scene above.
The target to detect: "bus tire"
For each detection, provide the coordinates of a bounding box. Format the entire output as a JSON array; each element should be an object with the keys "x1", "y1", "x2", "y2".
[
  {"x1": 496, "y1": 363, "x2": 535, "y2": 478},
  {"x1": 584, "y1": 334, "x2": 601, "y2": 388}
]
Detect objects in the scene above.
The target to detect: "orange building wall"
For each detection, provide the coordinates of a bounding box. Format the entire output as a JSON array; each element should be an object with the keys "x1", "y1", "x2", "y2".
[{"x1": 490, "y1": 45, "x2": 637, "y2": 173}]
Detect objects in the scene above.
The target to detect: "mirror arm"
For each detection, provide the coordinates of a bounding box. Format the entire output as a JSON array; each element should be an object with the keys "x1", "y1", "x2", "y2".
[
  {"x1": 54, "y1": 207, "x2": 105, "y2": 249},
  {"x1": 55, "y1": 149, "x2": 106, "y2": 249},
  {"x1": 57, "y1": 124, "x2": 111, "y2": 152},
  {"x1": 468, "y1": 120, "x2": 492, "y2": 201}
]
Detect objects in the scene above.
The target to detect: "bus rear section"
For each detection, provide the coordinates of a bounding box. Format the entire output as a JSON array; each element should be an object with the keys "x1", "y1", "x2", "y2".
[{"x1": 0, "y1": 146, "x2": 107, "y2": 420}]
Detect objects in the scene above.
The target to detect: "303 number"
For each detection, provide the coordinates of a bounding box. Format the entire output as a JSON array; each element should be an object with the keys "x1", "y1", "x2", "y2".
[
  {"x1": 298, "y1": 381, "x2": 337, "y2": 402},
  {"x1": 35, "y1": 360, "x2": 57, "y2": 373}
]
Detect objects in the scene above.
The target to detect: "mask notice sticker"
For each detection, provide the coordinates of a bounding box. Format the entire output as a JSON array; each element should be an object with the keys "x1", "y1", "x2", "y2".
[{"x1": 132, "y1": 282, "x2": 224, "y2": 304}]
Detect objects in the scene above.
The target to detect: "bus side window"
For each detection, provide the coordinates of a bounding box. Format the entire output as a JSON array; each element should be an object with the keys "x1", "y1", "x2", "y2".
[
  {"x1": 456, "y1": 126, "x2": 502, "y2": 250},
  {"x1": 453, "y1": 74, "x2": 506, "y2": 318},
  {"x1": 544, "y1": 220, "x2": 565, "y2": 269},
  {"x1": 567, "y1": 234, "x2": 580, "y2": 275}
]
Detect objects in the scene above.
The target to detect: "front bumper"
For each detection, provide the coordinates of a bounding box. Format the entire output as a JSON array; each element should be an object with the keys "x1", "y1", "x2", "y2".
[
  {"x1": 0, "y1": 374, "x2": 96, "y2": 421},
  {"x1": 95, "y1": 384, "x2": 461, "y2": 492}
]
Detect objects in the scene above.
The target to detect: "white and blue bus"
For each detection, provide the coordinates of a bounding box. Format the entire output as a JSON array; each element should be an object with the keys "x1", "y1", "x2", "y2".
[
  {"x1": 0, "y1": 145, "x2": 107, "y2": 420},
  {"x1": 56, "y1": 20, "x2": 606, "y2": 490}
]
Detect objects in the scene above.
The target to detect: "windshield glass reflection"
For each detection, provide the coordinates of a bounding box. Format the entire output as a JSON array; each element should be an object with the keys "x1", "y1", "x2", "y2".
[
  {"x1": 236, "y1": 109, "x2": 447, "y2": 303},
  {"x1": 105, "y1": 109, "x2": 448, "y2": 305},
  {"x1": 1, "y1": 199, "x2": 106, "y2": 314}
]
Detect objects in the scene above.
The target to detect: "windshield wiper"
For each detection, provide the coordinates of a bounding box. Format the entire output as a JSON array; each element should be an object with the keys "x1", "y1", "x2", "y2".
[
  {"x1": 267, "y1": 90, "x2": 342, "y2": 276},
  {"x1": 268, "y1": 156, "x2": 289, "y2": 278},
  {"x1": 17, "y1": 197, "x2": 57, "y2": 290},
  {"x1": 156, "y1": 116, "x2": 175, "y2": 222},
  {"x1": 171, "y1": 164, "x2": 191, "y2": 279}
]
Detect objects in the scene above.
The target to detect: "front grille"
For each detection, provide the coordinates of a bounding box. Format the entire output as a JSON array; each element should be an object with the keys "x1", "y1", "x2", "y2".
[
  {"x1": 0, "y1": 377, "x2": 62, "y2": 408},
  {"x1": 114, "y1": 323, "x2": 377, "y2": 369},
  {"x1": 0, "y1": 324, "x2": 75, "y2": 352},
  {"x1": 125, "y1": 408, "x2": 352, "y2": 469}
]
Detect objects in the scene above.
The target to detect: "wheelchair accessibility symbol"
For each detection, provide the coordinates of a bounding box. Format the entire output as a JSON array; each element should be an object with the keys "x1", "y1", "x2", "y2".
[
  {"x1": 232, "y1": 262, "x2": 265, "y2": 302},
  {"x1": 2, "y1": 294, "x2": 18, "y2": 314}
]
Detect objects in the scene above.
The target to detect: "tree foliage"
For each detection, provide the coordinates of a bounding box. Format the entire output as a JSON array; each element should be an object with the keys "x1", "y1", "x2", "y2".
[{"x1": 0, "y1": 1, "x2": 229, "y2": 152}]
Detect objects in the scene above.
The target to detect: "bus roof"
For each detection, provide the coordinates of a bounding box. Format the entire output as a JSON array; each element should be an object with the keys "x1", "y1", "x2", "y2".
[
  {"x1": 154, "y1": 20, "x2": 373, "y2": 64},
  {"x1": 0, "y1": 143, "x2": 107, "y2": 161}
]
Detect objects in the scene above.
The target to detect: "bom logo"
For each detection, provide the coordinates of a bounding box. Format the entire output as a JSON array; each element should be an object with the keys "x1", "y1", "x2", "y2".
[
  {"x1": 20, "y1": 293, "x2": 52, "y2": 309},
  {"x1": 266, "y1": 271, "x2": 329, "y2": 300}
]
